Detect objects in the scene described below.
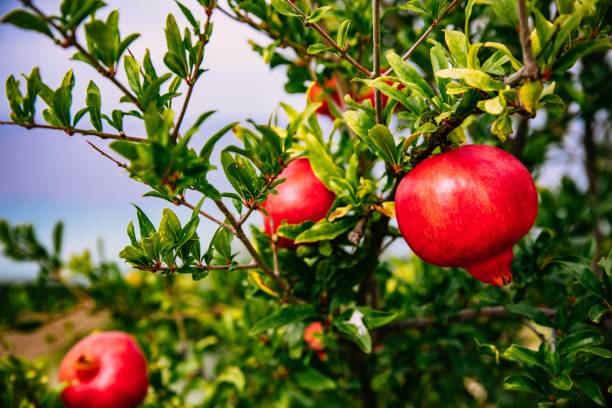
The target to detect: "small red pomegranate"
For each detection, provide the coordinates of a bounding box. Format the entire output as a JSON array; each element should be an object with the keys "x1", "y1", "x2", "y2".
[
  {"x1": 395, "y1": 144, "x2": 538, "y2": 286},
  {"x1": 59, "y1": 331, "x2": 148, "y2": 408},
  {"x1": 307, "y1": 78, "x2": 343, "y2": 118},
  {"x1": 262, "y1": 158, "x2": 335, "y2": 247}
]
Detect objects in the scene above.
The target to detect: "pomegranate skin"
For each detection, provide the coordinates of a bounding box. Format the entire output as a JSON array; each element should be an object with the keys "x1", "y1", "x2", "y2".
[
  {"x1": 59, "y1": 331, "x2": 148, "y2": 408},
  {"x1": 262, "y1": 158, "x2": 335, "y2": 247},
  {"x1": 307, "y1": 78, "x2": 343, "y2": 118},
  {"x1": 395, "y1": 144, "x2": 538, "y2": 286}
]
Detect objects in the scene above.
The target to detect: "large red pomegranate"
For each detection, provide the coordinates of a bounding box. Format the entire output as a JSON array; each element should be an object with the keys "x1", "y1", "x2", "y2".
[
  {"x1": 395, "y1": 144, "x2": 538, "y2": 286},
  {"x1": 59, "y1": 331, "x2": 148, "y2": 408},
  {"x1": 262, "y1": 158, "x2": 335, "y2": 247},
  {"x1": 307, "y1": 78, "x2": 343, "y2": 118}
]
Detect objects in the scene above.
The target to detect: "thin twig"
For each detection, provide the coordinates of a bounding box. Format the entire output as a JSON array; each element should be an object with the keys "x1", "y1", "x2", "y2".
[
  {"x1": 0, "y1": 121, "x2": 148, "y2": 143},
  {"x1": 178, "y1": 198, "x2": 235, "y2": 233},
  {"x1": 372, "y1": 0, "x2": 383, "y2": 124},
  {"x1": 22, "y1": 0, "x2": 142, "y2": 110},
  {"x1": 382, "y1": 0, "x2": 461, "y2": 76},
  {"x1": 172, "y1": 5, "x2": 215, "y2": 140},
  {"x1": 86, "y1": 141, "x2": 128, "y2": 169},
  {"x1": 504, "y1": 0, "x2": 538, "y2": 85},
  {"x1": 285, "y1": 1, "x2": 373, "y2": 77},
  {"x1": 385, "y1": 306, "x2": 556, "y2": 331}
]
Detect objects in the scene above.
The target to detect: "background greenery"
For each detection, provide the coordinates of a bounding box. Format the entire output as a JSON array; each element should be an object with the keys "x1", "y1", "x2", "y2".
[{"x1": 0, "y1": 0, "x2": 610, "y2": 406}]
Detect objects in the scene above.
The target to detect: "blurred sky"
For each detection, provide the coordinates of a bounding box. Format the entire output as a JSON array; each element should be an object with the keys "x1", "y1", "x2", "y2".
[{"x1": 0, "y1": 1, "x2": 588, "y2": 280}]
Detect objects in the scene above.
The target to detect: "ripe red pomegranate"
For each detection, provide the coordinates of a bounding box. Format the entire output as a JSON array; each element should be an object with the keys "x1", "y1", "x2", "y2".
[
  {"x1": 395, "y1": 144, "x2": 538, "y2": 286},
  {"x1": 307, "y1": 78, "x2": 343, "y2": 118},
  {"x1": 59, "y1": 331, "x2": 148, "y2": 408},
  {"x1": 262, "y1": 158, "x2": 335, "y2": 247}
]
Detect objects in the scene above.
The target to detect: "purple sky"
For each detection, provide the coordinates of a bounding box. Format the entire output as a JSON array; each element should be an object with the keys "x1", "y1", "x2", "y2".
[{"x1": 0, "y1": 1, "x2": 588, "y2": 280}]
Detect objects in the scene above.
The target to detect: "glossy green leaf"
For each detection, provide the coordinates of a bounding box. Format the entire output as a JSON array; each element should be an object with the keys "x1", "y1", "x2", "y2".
[
  {"x1": 295, "y1": 368, "x2": 336, "y2": 391},
  {"x1": 249, "y1": 305, "x2": 316, "y2": 335},
  {"x1": 294, "y1": 218, "x2": 352, "y2": 244}
]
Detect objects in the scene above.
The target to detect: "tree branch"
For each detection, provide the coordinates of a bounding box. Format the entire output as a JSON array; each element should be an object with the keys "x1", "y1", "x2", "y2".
[
  {"x1": 86, "y1": 141, "x2": 128, "y2": 169},
  {"x1": 381, "y1": 0, "x2": 461, "y2": 76},
  {"x1": 372, "y1": 0, "x2": 383, "y2": 124},
  {"x1": 177, "y1": 198, "x2": 236, "y2": 234},
  {"x1": 22, "y1": 0, "x2": 143, "y2": 110},
  {"x1": 214, "y1": 199, "x2": 299, "y2": 303},
  {"x1": 504, "y1": 0, "x2": 538, "y2": 85},
  {"x1": 172, "y1": 4, "x2": 215, "y2": 140},
  {"x1": 385, "y1": 306, "x2": 556, "y2": 331},
  {"x1": 0, "y1": 121, "x2": 148, "y2": 143},
  {"x1": 285, "y1": 1, "x2": 373, "y2": 77}
]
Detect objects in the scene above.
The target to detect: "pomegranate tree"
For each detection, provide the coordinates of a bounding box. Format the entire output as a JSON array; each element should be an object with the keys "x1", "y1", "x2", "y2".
[
  {"x1": 395, "y1": 145, "x2": 538, "y2": 286},
  {"x1": 59, "y1": 331, "x2": 148, "y2": 408}
]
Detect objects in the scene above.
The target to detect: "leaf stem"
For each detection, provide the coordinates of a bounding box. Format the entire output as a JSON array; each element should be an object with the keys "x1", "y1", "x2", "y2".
[
  {"x1": 171, "y1": 4, "x2": 215, "y2": 140},
  {"x1": 0, "y1": 120, "x2": 148, "y2": 143},
  {"x1": 372, "y1": 0, "x2": 383, "y2": 124}
]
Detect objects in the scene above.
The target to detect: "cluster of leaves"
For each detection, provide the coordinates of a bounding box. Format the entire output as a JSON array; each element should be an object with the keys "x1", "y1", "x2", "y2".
[{"x1": 1, "y1": 0, "x2": 611, "y2": 406}]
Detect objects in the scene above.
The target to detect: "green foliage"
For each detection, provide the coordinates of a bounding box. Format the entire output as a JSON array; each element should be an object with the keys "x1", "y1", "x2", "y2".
[{"x1": 1, "y1": 0, "x2": 611, "y2": 406}]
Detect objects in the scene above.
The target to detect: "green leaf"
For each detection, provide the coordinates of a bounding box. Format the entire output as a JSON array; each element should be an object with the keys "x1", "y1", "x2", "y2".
[
  {"x1": 200, "y1": 121, "x2": 238, "y2": 161},
  {"x1": 1, "y1": 9, "x2": 53, "y2": 38},
  {"x1": 336, "y1": 20, "x2": 350, "y2": 48},
  {"x1": 559, "y1": 261, "x2": 605, "y2": 298},
  {"x1": 502, "y1": 345, "x2": 548, "y2": 371},
  {"x1": 304, "y1": 133, "x2": 342, "y2": 192},
  {"x1": 294, "y1": 218, "x2": 353, "y2": 244},
  {"x1": 444, "y1": 30, "x2": 468, "y2": 67},
  {"x1": 555, "y1": 39, "x2": 612, "y2": 71},
  {"x1": 249, "y1": 305, "x2": 316, "y2": 335},
  {"x1": 356, "y1": 307, "x2": 397, "y2": 329},
  {"x1": 276, "y1": 221, "x2": 315, "y2": 240},
  {"x1": 491, "y1": 113, "x2": 512, "y2": 142},
  {"x1": 132, "y1": 204, "x2": 156, "y2": 238},
  {"x1": 306, "y1": 6, "x2": 331, "y2": 24},
  {"x1": 577, "y1": 347, "x2": 612, "y2": 359},
  {"x1": 576, "y1": 377, "x2": 606, "y2": 407},
  {"x1": 52, "y1": 222, "x2": 63, "y2": 255},
  {"x1": 271, "y1": 0, "x2": 300, "y2": 17},
  {"x1": 295, "y1": 368, "x2": 336, "y2": 391},
  {"x1": 557, "y1": 330, "x2": 603, "y2": 354},
  {"x1": 506, "y1": 303, "x2": 552, "y2": 326},
  {"x1": 164, "y1": 14, "x2": 188, "y2": 78},
  {"x1": 386, "y1": 51, "x2": 434, "y2": 100},
  {"x1": 343, "y1": 109, "x2": 376, "y2": 140},
  {"x1": 503, "y1": 375, "x2": 542, "y2": 395},
  {"x1": 334, "y1": 310, "x2": 372, "y2": 353},
  {"x1": 159, "y1": 208, "x2": 182, "y2": 247},
  {"x1": 365, "y1": 124, "x2": 399, "y2": 165},
  {"x1": 519, "y1": 81, "x2": 543, "y2": 115},
  {"x1": 175, "y1": 0, "x2": 199, "y2": 30},
  {"x1": 86, "y1": 81, "x2": 103, "y2": 131},
  {"x1": 307, "y1": 43, "x2": 331, "y2": 55},
  {"x1": 477, "y1": 95, "x2": 506, "y2": 115},
  {"x1": 588, "y1": 303, "x2": 608, "y2": 324},
  {"x1": 216, "y1": 366, "x2": 245, "y2": 393},
  {"x1": 551, "y1": 374, "x2": 573, "y2": 391},
  {"x1": 436, "y1": 68, "x2": 503, "y2": 91}
]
